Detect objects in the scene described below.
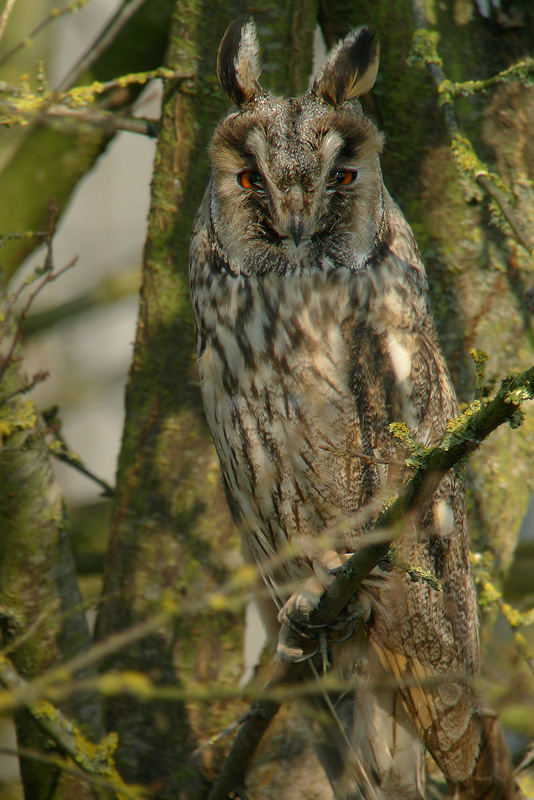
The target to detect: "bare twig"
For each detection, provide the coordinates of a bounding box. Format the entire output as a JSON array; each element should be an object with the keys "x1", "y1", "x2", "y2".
[
  {"x1": 0, "y1": 0, "x2": 92, "y2": 69},
  {"x1": 515, "y1": 743, "x2": 534, "y2": 775},
  {"x1": 56, "y1": 0, "x2": 149, "y2": 92},
  {"x1": 0, "y1": 608, "x2": 174, "y2": 716},
  {"x1": 0, "y1": 370, "x2": 49, "y2": 405},
  {"x1": 208, "y1": 366, "x2": 534, "y2": 800},
  {"x1": 208, "y1": 661, "x2": 303, "y2": 800},
  {"x1": 42, "y1": 406, "x2": 115, "y2": 497},
  {"x1": 0, "y1": 98, "x2": 159, "y2": 136},
  {"x1": 44, "y1": 105, "x2": 158, "y2": 137},
  {"x1": 0, "y1": 258, "x2": 77, "y2": 387},
  {"x1": 477, "y1": 174, "x2": 534, "y2": 254},
  {"x1": 51, "y1": 446, "x2": 115, "y2": 497},
  {"x1": 0, "y1": 658, "x2": 144, "y2": 800},
  {"x1": 0, "y1": 746, "x2": 147, "y2": 799},
  {"x1": 0, "y1": 0, "x2": 18, "y2": 44}
]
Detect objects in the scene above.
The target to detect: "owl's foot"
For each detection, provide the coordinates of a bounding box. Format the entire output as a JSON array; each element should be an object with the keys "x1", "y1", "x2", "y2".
[{"x1": 276, "y1": 582, "x2": 361, "y2": 669}]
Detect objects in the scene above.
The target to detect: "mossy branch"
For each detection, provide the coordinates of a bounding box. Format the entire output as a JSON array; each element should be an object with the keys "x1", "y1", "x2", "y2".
[
  {"x1": 410, "y1": 0, "x2": 534, "y2": 258},
  {"x1": 0, "y1": 655, "x2": 145, "y2": 800},
  {"x1": 0, "y1": 67, "x2": 192, "y2": 135},
  {"x1": 438, "y1": 59, "x2": 534, "y2": 100},
  {"x1": 208, "y1": 364, "x2": 534, "y2": 800}
]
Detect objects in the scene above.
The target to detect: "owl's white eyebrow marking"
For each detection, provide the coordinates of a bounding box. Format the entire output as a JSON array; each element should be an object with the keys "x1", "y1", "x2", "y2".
[
  {"x1": 317, "y1": 129, "x2": 347, "y2": 181},
  {"x1": 245, "y1": 128, "x2": 269, "y2": 168}
]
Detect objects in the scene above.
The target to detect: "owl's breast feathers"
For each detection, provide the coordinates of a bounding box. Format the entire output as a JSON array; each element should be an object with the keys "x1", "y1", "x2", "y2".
[{"x1": 190, "y1": 193, "x2": 478, "y2": 678}]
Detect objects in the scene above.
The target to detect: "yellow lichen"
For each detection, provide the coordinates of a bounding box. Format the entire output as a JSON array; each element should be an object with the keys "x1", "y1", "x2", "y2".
[
  {"x1": 231, "y1": 564, "x2": 257, "y2": 589},
  {"x1": 209, "y1": 593, "x2": 229, "y2": 611},
  {"x1": 407, "y1": 29, "x2": 442, "y2": 68},
  {"x1": 389, "y1": 422, "x2": 428, "y2": 467},
  {"x1": 99, "y1": 670, "x2": 154, "y2": 700}
]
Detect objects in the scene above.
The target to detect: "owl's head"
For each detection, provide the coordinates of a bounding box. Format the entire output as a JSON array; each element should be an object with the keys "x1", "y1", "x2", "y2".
[{"x1": 209, "y1": 17, "x2": 386, "y2": 275}]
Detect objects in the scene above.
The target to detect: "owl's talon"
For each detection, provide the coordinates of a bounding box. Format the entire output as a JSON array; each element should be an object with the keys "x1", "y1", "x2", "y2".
[
  {"x1": 276, "y1": 622, "x2": 321, "y2": 663},
  {"x1": 276, "y1": 589, "x2": 361, "y2": 666}
]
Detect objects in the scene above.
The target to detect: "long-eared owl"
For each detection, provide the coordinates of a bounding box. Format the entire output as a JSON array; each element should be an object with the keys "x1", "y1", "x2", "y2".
[{"x1": 189, "y1": 17, "x2": 519, "y2": 800}]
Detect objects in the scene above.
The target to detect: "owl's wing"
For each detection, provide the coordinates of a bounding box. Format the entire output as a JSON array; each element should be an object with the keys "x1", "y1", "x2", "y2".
[{"x1": 345, "y1": 228, "x2": 518, "y2": 794}]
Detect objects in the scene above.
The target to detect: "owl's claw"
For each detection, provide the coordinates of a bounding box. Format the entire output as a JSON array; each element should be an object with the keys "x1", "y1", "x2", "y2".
[{"x1": 276, "y1": 590, "x2": 361, "y2": 667}]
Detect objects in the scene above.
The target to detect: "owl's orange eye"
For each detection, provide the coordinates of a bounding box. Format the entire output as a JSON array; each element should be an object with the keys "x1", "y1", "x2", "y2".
[
  {"x1": 328, "y1": 169, "x2": 357, "y2": 187},
  {"x1": 238, "y1": 170, "x2": 264, "y2": 189}
]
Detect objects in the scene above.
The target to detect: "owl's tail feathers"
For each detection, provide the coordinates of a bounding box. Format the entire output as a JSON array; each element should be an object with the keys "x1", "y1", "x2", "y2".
[
  {"x1": 308, "y1": 682, "x2": 426, "y2": 800},
  {"x1": 444, "y1": 709, "x2": 523, "y2": 800},
  {"x1": 373, "y1": 644, "x2": 523, "y2": 800}
]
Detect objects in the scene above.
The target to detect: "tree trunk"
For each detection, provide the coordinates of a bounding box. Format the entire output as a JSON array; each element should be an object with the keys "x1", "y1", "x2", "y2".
[{"x1": 93, "y1": 0, "x2": 333, "y2": 796}]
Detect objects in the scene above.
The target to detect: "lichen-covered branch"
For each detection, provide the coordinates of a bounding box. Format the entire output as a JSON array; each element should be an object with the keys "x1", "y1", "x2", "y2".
[
  {"x1": 0, "y1": 657, "x2": 135, "y2": 800},
  {"x1": 208, "y1": 364, "x2": 534, "y2": 800},
  {"x1": 471, "y1": 552, "x2": 534, "y2": 678}
]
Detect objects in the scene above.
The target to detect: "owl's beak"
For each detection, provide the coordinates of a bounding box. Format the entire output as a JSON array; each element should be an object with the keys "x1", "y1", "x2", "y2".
[{"x1": 289, "y1": 216, "x2": 304, "y2": 247}]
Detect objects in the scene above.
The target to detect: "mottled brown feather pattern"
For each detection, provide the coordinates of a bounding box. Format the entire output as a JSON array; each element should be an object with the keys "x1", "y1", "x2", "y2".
[{"x1": 189, "y1": 20, "x2": 520, "y2": 800}]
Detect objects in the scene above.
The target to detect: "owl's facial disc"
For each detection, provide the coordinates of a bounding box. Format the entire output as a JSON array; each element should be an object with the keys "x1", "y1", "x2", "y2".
[
  {"x1": 230, "y1": 120, "x2": 364, "y2": 250},
  {"x1": 209, "y1": 94, "x2": 385, "y2": 270}
]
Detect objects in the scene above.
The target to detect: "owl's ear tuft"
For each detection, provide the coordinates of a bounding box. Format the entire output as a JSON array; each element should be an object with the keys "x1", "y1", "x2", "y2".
[
  {"x1": 312, "y1": 27, "x2": 379, "y2": 107},
  {"x1": 217, "y1": 16, "x2": 262, "y2": 107}
]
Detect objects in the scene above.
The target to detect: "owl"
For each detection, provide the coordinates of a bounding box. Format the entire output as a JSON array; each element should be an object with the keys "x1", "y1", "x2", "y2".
[{"x1": 189, "y1": 17, "x2": 519, "y2": 800}]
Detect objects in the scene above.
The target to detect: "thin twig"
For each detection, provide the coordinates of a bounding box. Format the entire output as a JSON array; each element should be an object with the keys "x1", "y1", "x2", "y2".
[
  {"x1": 477, "y1": 174, "x2": 534, "y2": 254},
  {"x1": 515, "y1": 743, "x2": 534, "y2": 776},
  {"x1": 0, "y1": 370, "x2": 49, "y2": 404},
  {"x1": 319, "y1": 443, "x2": 405, "y2": 467},
  {"x1": 56, "y1": 0, "x2": 149, "y2": 92},
  {"x1": 0, "y1": 0, "x2": 18, "y2": 44},
  {"x1": 0, "y1": 746, "x2": 147, "y2": 800},
  {"x1": 0, "y1": 98, "x2": 159, "y2": 136},
  {"x1": 192, "y1": 711, "x2": 254, "y2": 757},
  {"x1": 44, "y1": 414, "x2": 115, "y2": 497},
  {"x1": 208, "y1": 662, "x2": 303, "y2": 800},
  {"x1": 44, "y1": 105, "x2": 158, "y2": 136},
  {"x1": 0, "y1": 258, "x2": 77, "y2": 387},
  {"x1": 0, "y1": 658, "x2": 141, "y2": 800},
  {"x1": 0, "y1": 0, "x2": 91, "y2": 69},
  {"x1": 0, "y1": 609, "x2": 173, "y2": 716}
]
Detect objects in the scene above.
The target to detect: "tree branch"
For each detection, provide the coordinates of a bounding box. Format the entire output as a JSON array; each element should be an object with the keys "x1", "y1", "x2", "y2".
[
  {"x1": 0, "y1": 657, "x2": 144, "y2": 800},
  {"x1": 208, "y1": 365, "x2": 534, "y2": 800}
]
